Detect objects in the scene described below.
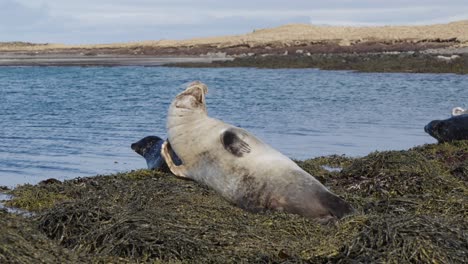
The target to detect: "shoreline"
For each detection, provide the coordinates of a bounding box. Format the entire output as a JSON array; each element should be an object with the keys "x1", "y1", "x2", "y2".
[
  {"x1": 0, "y1": 49, "x2": 466, "y2": 74},
  {"x1": 1, "y1": 20, "x2": 467, "y2": 72}
]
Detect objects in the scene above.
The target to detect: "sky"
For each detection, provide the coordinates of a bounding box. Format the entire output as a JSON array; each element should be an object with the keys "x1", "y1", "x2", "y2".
[{"x1": 1, "y1": 0, "x2": 468, "y2": 44}]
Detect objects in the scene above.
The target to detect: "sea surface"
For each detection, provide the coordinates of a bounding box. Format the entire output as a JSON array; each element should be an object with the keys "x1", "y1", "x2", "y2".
[{"x1": 1, "y1": 67, "x2": 467, "y2": 187}]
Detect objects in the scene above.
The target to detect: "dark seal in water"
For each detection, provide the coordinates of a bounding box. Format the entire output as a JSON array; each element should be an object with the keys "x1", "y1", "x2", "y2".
[{"x1": 425, "y1": 115, "x2": 468, "y2": 143}]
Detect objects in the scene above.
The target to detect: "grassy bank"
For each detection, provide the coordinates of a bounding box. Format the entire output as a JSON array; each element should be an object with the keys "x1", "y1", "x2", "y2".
[
  {"x1": 167, "y1": 53, "x2": 468, "y2": 74},
  {"x1": 1, "y1": 141, "x2": 467, "y2": 263}
]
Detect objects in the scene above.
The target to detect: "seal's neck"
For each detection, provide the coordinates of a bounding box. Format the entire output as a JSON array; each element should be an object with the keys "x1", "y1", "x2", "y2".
[{"x1": 167, "y1": 103, "x2": 208, "y2": 129}]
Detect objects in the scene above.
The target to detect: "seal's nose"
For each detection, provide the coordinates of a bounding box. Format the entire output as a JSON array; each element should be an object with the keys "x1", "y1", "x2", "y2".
[
  {"x1": 424, "y1": 120, "x2": 440, "y2": 135},
  {"x1": 424, "y1": 124, "x2": 430, "y2": 133},
  {"x1": 131, "y1": 143, "x2": 137, "y2": 151}
]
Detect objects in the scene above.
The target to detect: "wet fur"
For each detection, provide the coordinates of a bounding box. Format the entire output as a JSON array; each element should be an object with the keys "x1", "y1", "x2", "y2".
[{"x1": 425, "y1": 115, "x2": 468, "y2": 143}]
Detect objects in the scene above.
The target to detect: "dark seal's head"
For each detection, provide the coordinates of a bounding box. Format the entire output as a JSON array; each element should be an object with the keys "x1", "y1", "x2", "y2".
[
  {"x1": 131, "y1": 136, "x2": 165, "y2": 170},
  {"x1": 425, "y1": 115, "x2": 468, "y2": 143},
  {"x1": 131, "y1": 136, "x2": 164, "y2": 156},
  {"x1": 131, "y1": 136, "x2": 182, "y2": 171}
]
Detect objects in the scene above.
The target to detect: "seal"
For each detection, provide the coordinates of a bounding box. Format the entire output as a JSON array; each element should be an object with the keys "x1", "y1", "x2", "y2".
[
  {"x1": 452, "y1": 107, "x2": 468, "y2": 116},
  {"x1": 161, "y1": 81, "x2": 354, "y2": 223},
  {"x1": 424, "y1": 115, "x2": 468, "y2": 143},
  {"x1": 131, "y1": 136, "x2": 181, "y2": 171}
]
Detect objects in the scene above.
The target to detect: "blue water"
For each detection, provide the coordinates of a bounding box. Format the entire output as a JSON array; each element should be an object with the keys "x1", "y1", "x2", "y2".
[{"x1": 0, "y1": 67, "x2": 467, "y2": 187}]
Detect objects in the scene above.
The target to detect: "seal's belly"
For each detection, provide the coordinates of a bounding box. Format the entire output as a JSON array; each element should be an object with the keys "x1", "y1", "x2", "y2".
[
  {"x1": 168, "y1": 114, "x2": 307, "y2": 204},
  {"x1": 169, "y1": 118, "x2": 224, "y2": 159},
  {"x1": 191, "y1": 145, "x2": 302, "y2": 204}
]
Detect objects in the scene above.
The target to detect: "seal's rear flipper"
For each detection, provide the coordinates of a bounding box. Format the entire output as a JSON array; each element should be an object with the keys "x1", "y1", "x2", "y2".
[
  {"x1": 318, "y1": 191, "x2": 355, "y2": 220},
  {"x1": 221, "y1": 128, "x2": 251, "y2": 157}
]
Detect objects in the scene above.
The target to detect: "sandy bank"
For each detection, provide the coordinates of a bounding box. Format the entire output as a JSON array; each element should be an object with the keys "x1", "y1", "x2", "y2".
[
  {"x1": 1, "y1": 20, "x2": 468, "y2": 52},
  {"x1": 0, "y1": 54, "x2": 232, "y2": 67}
]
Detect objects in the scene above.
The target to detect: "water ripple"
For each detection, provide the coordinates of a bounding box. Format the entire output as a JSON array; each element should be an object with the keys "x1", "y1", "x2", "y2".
[{"x1": 0, "y1": 67, "x2": 466, "y2": 187}]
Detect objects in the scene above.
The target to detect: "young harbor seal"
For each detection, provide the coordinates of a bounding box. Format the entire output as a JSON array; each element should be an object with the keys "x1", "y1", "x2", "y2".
[
  {"x1": 161, "y1": 81, "x2": 354, "y2": 223},
  {"x1": 131, "y1": 136, "x2": 181, "y2": 171},
  {"x1": 424, "y1": 115, "x2": 468, "y2": 143},
  {"x1": 452, "y1": 107, "x2": 468, "y2": 117}
]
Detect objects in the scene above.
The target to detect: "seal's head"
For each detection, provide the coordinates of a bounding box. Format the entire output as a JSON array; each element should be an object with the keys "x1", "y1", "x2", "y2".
[
  {"x1": 425, "y1": 120, "x2": 440, "y2": 141},
  {"x1": 174, "y1": 81, "x2": 208, "y2": 114},
  {"x1": 425, "y1": 115, "x2": 468, "y2": 143},
  {"x1": 131, "y1": 136, "x2": 182, "y2": 171},
  {"x1": 131, "y1": 135, "x2": 169, "y2": 170},
  {"x1": 131, "y1": 136, "x2": 164, "y2": 156}
]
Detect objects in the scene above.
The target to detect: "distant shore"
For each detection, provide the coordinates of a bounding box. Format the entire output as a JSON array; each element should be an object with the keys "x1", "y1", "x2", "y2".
[
  {"x1": 1, "y1": 40, "x2": 467, "y2": 73},
  {"x1": 0, "y1": 49, "x2": 466, "y2": 74},
  {"x1": 167, "y1": 52, "x2": 468, "y2": 74},
  {"x1": 1, "y1": 20, "x2": 467, "y2": 72}
]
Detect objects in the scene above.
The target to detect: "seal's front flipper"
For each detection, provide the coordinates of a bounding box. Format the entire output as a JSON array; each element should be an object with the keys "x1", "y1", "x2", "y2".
[
  {"x1": 221, "y1": 128, "x2": 251, "y2": 157},
  {"x1": 161, "y1": 141, "x2": 190, "y2": 178}
]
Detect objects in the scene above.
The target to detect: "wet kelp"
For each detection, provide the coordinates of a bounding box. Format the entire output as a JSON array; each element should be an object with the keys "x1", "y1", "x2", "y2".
[
  {"x1": 0, "y1": 210, "x2": 84, "y2": 264},
  {"x1": 2, "y1": 141, "x2": 468, "y2": 263},
  {"x1": 168, "y1": 53, "x2": 468, "y2": 75}
]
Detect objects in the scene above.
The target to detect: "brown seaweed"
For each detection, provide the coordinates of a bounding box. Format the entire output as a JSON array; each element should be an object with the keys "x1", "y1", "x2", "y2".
[{"x1": 2, "y1": 141, "x2": 467, "y2": 263}]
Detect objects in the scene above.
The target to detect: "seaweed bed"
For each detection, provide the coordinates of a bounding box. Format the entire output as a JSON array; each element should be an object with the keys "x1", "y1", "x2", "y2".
[
  {"x1": 1, "y1": 141, "x2": 467, "y2": 263},
  {"x1": 168, "y1": 53, "x2": 468, "y2": 75}
]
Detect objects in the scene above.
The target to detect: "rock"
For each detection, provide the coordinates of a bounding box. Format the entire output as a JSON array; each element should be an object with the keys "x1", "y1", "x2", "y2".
[
  {"x1": 436, "y1": 55, "x2": 454, "y2": 62},
  {"x1": 339, "y1": 39, "x2": 352, "y2": 46},
  {"x1": 201, "y1": 52, "x2": 227, "y2": 58},
  {"x1": 38, "y1": 178, "x2": 62, "y2": 186}
]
